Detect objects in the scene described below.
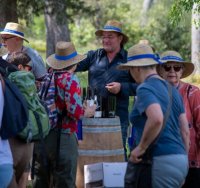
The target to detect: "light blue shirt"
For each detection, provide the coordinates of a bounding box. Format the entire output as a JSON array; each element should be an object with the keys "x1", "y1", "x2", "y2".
[{"x1": 0, "y1": 82, "x2": 13, "y2": 165}]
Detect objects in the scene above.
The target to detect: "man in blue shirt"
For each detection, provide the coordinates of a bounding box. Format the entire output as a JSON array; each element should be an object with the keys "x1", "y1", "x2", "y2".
[{"x1": 76, "y1": 20, "x2": 137, "y2": 160}]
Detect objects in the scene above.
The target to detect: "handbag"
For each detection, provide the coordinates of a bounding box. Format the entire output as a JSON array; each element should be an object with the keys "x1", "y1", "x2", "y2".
[{"x1": 124, "y1": 83, "x2": 172, "y2": 188}]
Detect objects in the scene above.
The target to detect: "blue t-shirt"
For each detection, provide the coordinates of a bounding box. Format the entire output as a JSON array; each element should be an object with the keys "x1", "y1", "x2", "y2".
[{"x1": 130, "y1": 77, "x2": 186, "y2": 156}]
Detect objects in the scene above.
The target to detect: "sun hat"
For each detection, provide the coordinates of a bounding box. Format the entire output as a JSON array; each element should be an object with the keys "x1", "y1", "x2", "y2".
[
  {"x1": 118, "y1": 43, "x2": 162, "y2": 70},
  {"x1": 0, "y1": 22, "x2": 29, "y2": 43},
  {"x1": 160, "y1": 50, "x2": 194, "y2": 78},
  {"x1": 46, "y1": 41, "x2": 86, "y2": 70},
  {"x1": 0, "y1": 36, "x2": 8, "y2": 56},
  {"x1": 95, "y1": 20, "x2": 129, "y2": 44}
]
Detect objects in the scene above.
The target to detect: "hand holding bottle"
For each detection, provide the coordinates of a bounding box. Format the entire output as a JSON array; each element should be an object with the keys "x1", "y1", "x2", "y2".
[{"x1": 83, "y1": 102, "x2": 97, "y2": 118}]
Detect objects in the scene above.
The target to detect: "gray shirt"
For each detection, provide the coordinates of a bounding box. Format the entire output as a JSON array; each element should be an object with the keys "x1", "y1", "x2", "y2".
[{"x1": 23, "y1": 46, "x2": 46, "y2": 79}]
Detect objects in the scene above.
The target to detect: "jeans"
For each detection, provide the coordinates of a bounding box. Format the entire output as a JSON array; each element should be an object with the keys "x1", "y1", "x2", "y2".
[{"x1": 0, "y1": 164, "x2": 13, "y2": 188}]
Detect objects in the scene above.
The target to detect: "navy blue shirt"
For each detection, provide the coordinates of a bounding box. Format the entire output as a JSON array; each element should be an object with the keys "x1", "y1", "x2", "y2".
[
  {"x1": 130, "y1": 77, "x2": 186, "y2": 156},
  {"x1": 76, "y1": 48, "x2": 137, "y2": 126}
]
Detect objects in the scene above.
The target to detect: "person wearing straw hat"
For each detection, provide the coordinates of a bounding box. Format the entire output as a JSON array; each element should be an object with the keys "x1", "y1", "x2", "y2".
[
  {"x1": 118, "y1": 43, "x2": 189, "y2": 187},
  {"x1": 0, "y1": 36, "x2": 18, "y2": 76},
  {"x1": 0, "y1": 38, "x2": 14, "y2": 188},
  {"x1": 76, "y1": 20, "x2": 137, "y2": 160},
  {"x1": 0, "y1": 22, "x2": 46, "y2": 80},
  {"x1": 33, "y1": 41, "x2": 96, "y2": 188},
  {"x1": 158, "y1": 50, "x2": 200, "y2": 188}
]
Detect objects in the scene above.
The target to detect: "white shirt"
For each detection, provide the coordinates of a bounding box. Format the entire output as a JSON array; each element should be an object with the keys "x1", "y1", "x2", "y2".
[{"x1": 0, "y1": 81, "x2": 13, "y2": 165}]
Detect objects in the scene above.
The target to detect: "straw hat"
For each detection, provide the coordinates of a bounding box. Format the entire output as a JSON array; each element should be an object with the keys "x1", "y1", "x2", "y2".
[
  {"x1": 118, "y1": 43, "x2": 162, "y2": 70},
  {"x1": 0, "y1": 22, "x2": 29, "y2": 43},
  {"x1": 46, "y1": 41, "x2": 86, "y2": 70},
  {"x1": 160, "y1": 50, "x2": 194, "y2": 78},
  {"x1": 0, "y1": 36, "x2": 8, "y2": 56},
  {"x1": 95, "y1": 20, "x2": 129, "y2": 44}
]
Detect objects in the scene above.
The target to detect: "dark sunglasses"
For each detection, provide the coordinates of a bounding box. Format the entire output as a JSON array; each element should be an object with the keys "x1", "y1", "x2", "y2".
[
  {"x1": 2, "y1": 36, "x2": 16, "y2": 41},
  {"x1": 162, "y1": 65, "x2": 183, "y2": 72}
]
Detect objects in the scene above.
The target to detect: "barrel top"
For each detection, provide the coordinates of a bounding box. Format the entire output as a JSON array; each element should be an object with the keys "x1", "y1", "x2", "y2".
[{"x1": 82, "y1": 117, "x2": 120, "y2": 126}]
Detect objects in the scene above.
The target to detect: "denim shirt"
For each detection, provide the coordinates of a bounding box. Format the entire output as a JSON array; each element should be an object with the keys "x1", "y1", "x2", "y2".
[{"x1": 76, "y1": 48, "x2": 137, "y2": 126}]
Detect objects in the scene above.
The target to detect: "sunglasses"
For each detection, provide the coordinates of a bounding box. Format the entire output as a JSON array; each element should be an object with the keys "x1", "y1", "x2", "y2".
[
  {"x1": 162, "y1": 65, "x2": 183, "y2": 72},
  {"x1": 2, "y1": 36, "x2": 16, "y2": 41}
]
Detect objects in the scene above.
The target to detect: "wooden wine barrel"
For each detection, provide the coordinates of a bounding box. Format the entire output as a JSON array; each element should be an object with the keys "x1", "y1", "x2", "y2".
[{"x1": 76, "y1": 117, "x2": 125, "y2": 188}]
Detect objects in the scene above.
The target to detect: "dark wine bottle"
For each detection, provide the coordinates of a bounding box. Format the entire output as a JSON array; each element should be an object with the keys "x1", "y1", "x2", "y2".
[
  {"x1": 108, "y1": 96, "x2": 116, "y2": 118},
  {"x1": 101, "y1": 97, "x2": 109, "y2": 118}
]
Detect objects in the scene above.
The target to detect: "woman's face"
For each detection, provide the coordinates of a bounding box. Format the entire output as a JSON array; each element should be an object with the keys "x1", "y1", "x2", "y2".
[{"x1": 159, "y1": 62, "x2": 184, "y2": 86}]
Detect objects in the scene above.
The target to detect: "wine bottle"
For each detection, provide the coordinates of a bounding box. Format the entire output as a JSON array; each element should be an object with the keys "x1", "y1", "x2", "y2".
[
  {"x1": 101, "y1": 97, "x2": 109, "y2": 118},
  {"x1": 94, "y1": 88, "x2": 102, "y2": 118},
  {"x1": 108, "y1": 96, "x2": 116, "y2": 118}
]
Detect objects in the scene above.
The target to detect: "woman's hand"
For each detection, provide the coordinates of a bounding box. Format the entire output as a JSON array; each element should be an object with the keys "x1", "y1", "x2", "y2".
[{"x1": 129, "y1": 145, "x2": 146, "y2": 163}]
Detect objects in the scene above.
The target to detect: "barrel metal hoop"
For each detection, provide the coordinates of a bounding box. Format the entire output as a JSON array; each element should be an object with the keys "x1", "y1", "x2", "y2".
[
  {"x1": 82, "y1": 126, "x2": 121, "y2": 133},
  {"x1": 78, "y1": 149, "x2": 124, "y2": 156}
]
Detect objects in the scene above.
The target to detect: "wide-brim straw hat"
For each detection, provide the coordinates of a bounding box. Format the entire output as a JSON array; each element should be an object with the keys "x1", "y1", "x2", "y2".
[
  {"x1": 118, "y1": 43, "x2": 163, "y2": 70},
  {"x1": 95, "y1": 20, "x2": 129, "y2": 44},
  {"x1": 0, "y1": 37, "x2": 8, "y2": 56},
  {"x1": 46, "y1": 41, "x2": 86, "y2": 70},
  {"x1": 160, "y1": 50, "x2": 194, "y2": 78},
  {"x1": 0, "y1": 22, "x2": 29, "y2": 43}
]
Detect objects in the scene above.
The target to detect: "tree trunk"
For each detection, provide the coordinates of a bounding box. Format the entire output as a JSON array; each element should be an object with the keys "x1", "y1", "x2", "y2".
[
  {"x1": 191, "y1": 3, "x2": 200, "y2": 74},
  {"x1": 0, "y1": 0, "x2": 18, "y2": 28},
  {"x1": 140, "y1": 0, "x2": 154, "y2": 27},
  {"x1": 44, "y1": 0, "x2": 71, "y2": 57}
]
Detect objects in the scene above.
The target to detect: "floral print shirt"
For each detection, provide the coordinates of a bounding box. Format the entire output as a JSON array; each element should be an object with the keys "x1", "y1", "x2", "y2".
[{"x1": 54, "y1": 71, "x2": 84, "y2": 134}]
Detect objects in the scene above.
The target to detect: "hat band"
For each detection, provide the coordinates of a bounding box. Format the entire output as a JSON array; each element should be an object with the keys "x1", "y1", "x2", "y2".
[
  {"x1": 3, "y1": 29, "x2": 24, "y2": 37},
  {"x1": 161, "y1": 55, "x2": 184, "y2": 62},
  {"x1": 55, "y1": 51, "x2": 77, "y2": 61},
  {"x1": 128, "y1": 54, "x2": 162, "y2": 64},
  {"x1": 103, "y1": 26, "x2": 122, "y2": 32}
]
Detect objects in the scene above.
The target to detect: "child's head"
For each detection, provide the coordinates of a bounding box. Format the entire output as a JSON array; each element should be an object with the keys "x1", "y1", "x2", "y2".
[{"x1": 7, "y1": 52, "x2": 32, "y2": 71}]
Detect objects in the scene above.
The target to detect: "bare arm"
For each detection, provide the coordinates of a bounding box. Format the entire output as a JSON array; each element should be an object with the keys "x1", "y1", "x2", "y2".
[
  {"x1": 179, "y1": 113, "x2": 190, "y2": 153},
  {"x1": 129, "y1": 103, "x2": 163, "y2": 163}
]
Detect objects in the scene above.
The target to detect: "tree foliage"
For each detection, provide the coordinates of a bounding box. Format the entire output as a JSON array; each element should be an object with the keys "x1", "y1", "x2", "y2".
[
  {"x1": 170, "y1": 0, "x2": 200, "y2": 25},
  {"x1": 16, "y1": 0, "x2": 94, "y2": 25}
]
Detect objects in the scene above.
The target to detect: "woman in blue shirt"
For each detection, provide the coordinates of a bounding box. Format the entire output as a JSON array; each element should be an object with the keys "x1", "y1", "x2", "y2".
[{"x1": 118, "y1": 43, "x2": 189, "y2": 188}]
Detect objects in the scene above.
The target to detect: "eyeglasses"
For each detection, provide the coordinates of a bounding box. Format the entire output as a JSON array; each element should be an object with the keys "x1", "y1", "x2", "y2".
[
  {"x1": 162, "y1": 65, "x2": 183, "y2": 72},
  {"x1": 2, "y1": 36, "x2": 16, "y2": 42}
]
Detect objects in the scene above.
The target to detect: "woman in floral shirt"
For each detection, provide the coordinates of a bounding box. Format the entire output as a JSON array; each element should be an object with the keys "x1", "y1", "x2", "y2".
[
  {"x1": 158, "y1": 50, "x2": 200, "y2": 188},
  {"x1": 33, "y1": 41, "x2": 96, "y2": 188}
]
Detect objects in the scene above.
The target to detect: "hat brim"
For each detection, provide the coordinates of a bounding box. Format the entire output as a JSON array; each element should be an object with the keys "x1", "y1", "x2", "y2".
[
  {"x1": 162, "y1": 60, "x2": 194, "y2": 78},
  {"x1": 95, "y1": 29, "x2": 129, "y2": 44},
  {"x1": 118, "y1": 58, "x2": 161, "y2": 70},
  {"x1": 0, "y1": 46, "x2": 8, "y2": 56},
  {"x1": 46, "y1": 54, "x2": 86, "y2": 70},
  {"x1": 0, "y1": 32, "x2": 29, "y2": 43}
]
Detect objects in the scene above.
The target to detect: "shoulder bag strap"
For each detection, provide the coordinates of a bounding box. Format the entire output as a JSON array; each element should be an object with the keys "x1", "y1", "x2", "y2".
[{"x1": 145, "y1": 82, "x2": 172, "y2": 160}]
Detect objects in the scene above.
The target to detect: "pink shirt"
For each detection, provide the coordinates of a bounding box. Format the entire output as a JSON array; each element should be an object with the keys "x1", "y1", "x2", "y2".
[{"x1": 179, "y1": 81, "x2": 200, "y2": 168}]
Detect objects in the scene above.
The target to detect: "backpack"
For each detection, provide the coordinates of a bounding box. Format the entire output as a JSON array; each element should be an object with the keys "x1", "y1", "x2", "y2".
[
  {"x1": 8, "y1": 71, "x2": 50, "y2": 142},
  {"x1": 39, "y1": 72, "x2": 58, "y2": 129},
  {"x1": 0, "y1": 73, "x2": 29, "y2": 140}
]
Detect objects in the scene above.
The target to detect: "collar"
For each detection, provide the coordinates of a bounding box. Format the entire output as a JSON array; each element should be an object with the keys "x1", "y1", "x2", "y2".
[{"x1": 100, "y1": 47, "x2": 127, "y2": 60}]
